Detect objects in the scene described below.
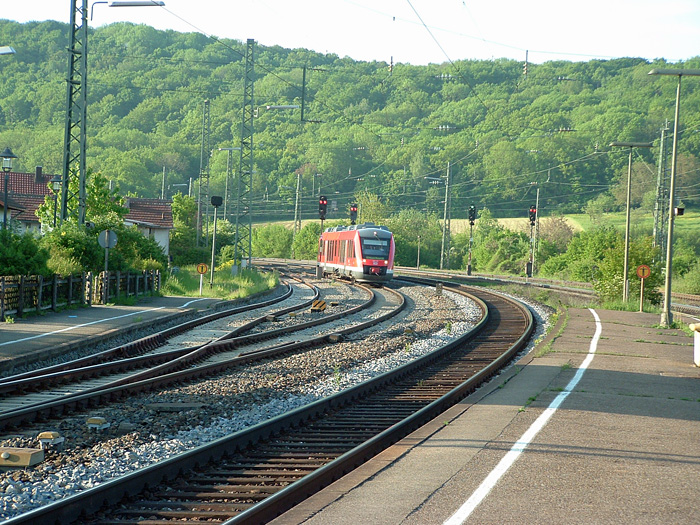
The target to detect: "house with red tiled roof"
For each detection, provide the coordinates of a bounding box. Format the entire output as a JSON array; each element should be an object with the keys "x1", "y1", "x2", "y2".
[
  {"x1": 0, "y1": 168, "x2": 56, "y2": 234},
  {"x1": 0, "y1": 171, "x2": 173, "y2": 256},
  {"x1": 124, "y1": 197, "x2": 173, "y2": 256}
]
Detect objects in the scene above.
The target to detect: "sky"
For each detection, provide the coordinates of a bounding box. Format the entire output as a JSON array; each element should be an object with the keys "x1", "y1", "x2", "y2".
[{"x1": 2, "y1": 0, "x2": 699, "y2": 65}]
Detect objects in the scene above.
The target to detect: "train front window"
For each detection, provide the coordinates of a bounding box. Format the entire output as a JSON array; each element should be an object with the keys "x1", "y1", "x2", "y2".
[{"x1": 361, "y1": 237, "x2": 390, "y2": 259}]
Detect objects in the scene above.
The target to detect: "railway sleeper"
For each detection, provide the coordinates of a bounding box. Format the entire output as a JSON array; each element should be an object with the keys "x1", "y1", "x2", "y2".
[
  {"x1": 154, "y1": 489, "x2": 275, "y2": 500},
  {"x1": 166, "y1": 484, "x2": 281, "y2": 494},
  {"x1": 109, "y1": 507, "x2": 246, "y2": 519}
]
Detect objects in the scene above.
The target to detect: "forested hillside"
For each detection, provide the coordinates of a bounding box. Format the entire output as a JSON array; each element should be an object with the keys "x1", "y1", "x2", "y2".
[{"x1": 1, "y1": 19, "x2": 699, "y2": 222}]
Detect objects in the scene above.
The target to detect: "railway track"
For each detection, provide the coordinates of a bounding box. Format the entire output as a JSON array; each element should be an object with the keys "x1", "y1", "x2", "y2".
[
  {"x1": 5, "y1": 281, "x2": 533, "y2": 525},
  {"x1": 0, "y1": 278, "x2": 402, "y2": 432}
]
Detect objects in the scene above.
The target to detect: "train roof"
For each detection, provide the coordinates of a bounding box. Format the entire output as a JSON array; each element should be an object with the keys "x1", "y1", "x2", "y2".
[{"x1": 324, "y1": 222, "x2": 390, "y2": 233}]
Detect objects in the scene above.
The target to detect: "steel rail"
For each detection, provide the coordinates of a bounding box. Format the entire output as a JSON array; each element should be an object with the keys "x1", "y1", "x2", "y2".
[
  {"x1": 4, "y1": 283, "x2": 531, "y2": 525},
  {"x1": 0, "y1": 280, "x2": 296, "y2": 386},
  {"x1": 0, "y1": 284, "x2": 396, "y2": 431}
]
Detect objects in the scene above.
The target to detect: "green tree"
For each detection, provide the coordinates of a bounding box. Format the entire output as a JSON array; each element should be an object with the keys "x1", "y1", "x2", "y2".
[
  {"x1": 252, "y1": 224, "x2": 293, "y2": 258},
  {"x1": 470, "y1": 208, "x2": 530, "y2": 274},
  {"x1": 36, "y1": 169, "x2": 128, "y2": 229},
  {"x1": 387, "y1": 208, "x2": 442, "y2": 267},
  {"x1": 0, "y1": 230, "x2": 50, "y2": 276},
  {"x1": 354, "y1": 190, "x2": 392, "y2": 225},
  {"x1": 169, "y1": 193, "x2": 207, "y2": 265},
  {"x1": 291, "y1": 222, "x2": 322, "y2": 260},
  {"x1": 594, "y1": 237, "x2": 662, "y2": 304},
  {"x1": 39, "y1": 223, "x2": 102, "y2": 275},
  {"x1": 539, "y1": 226, "x2": 622, "y2": 281}
]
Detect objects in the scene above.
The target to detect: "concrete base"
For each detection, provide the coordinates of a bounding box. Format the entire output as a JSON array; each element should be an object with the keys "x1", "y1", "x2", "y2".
[{"x1": 0, "y1": 447, "x2": 44, "y2": 468}]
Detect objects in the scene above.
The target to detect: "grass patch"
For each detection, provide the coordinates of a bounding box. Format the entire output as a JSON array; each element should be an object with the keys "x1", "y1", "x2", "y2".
[
  {"x1": 162, "y1": 266, "x2": 279, "y2": 300},
  {"x1": 534, "y1": 309, "x2": 569, "y2": 357},
  {"x1": 600, "y1": 298, "x2": 661, "y2": 313}
]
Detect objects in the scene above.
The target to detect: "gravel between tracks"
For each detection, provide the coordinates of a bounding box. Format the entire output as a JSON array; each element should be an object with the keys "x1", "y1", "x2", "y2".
[{"x1": 0, "y1": 282, "x2": 550, "y2": 519}]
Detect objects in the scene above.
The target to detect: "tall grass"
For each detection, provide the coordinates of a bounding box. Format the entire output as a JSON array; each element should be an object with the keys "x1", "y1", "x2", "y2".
[{"x1": 161, "y1": 266, "x2": 279, "y2": 300}]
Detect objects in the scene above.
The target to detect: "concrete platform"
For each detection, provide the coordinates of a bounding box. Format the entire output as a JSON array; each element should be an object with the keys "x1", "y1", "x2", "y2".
[
  {"x1": 272, "y1": 308, "x2": 700, "y2": 525},
  {"x1": 0, "y1": 295, "x2": 223, "y2": 373}
]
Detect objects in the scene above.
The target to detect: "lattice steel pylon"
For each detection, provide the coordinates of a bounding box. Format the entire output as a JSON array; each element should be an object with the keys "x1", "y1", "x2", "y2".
[
  {"x1": 61, "y1": 0, "x2": 88, "y2": 225},
  {"x1": 196, "y1": 100, "x2": 211, "y2": 246},
  {"x1": 653, "y1": 121, "x2": 671, "y2": 258},
  {"x1": 235, "y1": 39, "x2": 255, "y2": 266}
]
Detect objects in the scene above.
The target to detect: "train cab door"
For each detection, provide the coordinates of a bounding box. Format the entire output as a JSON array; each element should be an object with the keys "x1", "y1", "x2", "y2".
[{"x1": 340, "y1": 238, "x2": 347, "y2": 274}]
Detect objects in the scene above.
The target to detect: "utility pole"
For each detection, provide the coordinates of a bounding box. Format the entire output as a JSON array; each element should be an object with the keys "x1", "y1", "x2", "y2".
[
  {"x1": 533, "y1": 185, "x2": 540, "y2": 274},
  {"x1": 440, "y1": 162, "x2": 452, "y2": 270},
  {"x1": 293, "y1": 172, "x2": 302, "y2": 236}
]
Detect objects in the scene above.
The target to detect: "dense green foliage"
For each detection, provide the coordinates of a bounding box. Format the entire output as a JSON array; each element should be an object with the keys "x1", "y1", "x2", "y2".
[
  {"x1": 0, "y1": 168, "x2": 168, "y2": 276},
  {"x1": 2, "y1": 20, "x2": 700, "y2": 225},
  {"x1": 2, "y1": 20, "x2": 700, "y2": 297},
  {"x1": 0, "y1": 230, "x2": 51, "y2": 276}
]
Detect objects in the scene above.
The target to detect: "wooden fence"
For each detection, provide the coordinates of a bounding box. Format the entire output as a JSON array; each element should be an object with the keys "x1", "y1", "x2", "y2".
[
  {"x1": 0, "y1": 270, "x2": 160, "y2": 319},
  {"x1": 94, "y1": 270, "x2": 160, "y2": 305}
]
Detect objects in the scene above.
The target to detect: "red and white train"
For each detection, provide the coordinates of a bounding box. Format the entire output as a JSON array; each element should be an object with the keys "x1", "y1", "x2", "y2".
[{"x1": 317, "y1": 223, "x2": 395, "y2": 284}]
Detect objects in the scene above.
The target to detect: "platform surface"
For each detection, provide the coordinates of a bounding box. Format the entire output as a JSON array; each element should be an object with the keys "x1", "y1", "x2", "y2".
[{"x1": 271, "y1": 308, "x2": 700, "y2": 525}]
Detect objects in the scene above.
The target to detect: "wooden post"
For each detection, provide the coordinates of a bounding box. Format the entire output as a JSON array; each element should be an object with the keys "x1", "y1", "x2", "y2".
[
  {"x1": 18, "y1": 276, "x2": 25, "y2": 317},
  {"x1": 52, "y1": 274, "x2": 58, "y2": 311},
  {"x1": 37, "y1": 275, "x2": 43, "y2": 313},
  {"x1": 1, "y1": 276, "x2": 5, "y2": 320},
  {"x1": 67, "y1": 274, "x2": 73, "y2": 306}
]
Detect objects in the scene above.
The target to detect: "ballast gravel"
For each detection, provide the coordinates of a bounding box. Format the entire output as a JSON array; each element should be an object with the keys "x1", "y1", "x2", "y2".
[{"x1": 0, "y1": 282, "x2": 551, "y2": 519}]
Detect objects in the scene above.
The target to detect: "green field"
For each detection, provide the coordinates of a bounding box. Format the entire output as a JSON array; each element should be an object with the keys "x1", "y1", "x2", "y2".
[{"x1": 450, "y1": 210, "x2": 700, "y2": 237}]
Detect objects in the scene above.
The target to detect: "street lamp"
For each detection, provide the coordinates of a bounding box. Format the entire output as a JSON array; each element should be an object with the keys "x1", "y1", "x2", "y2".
[
  {"x1": 91, "y1": 1, "x2": 164, "y2": 19},
  {"x1": 648, "y1": 68, "x2": 700, "y2": 326},
  {"x1": 1, "y1": 148, "x2": 17, "y2": 230},
  {"x1": 63, "y1": 1, "x2": 166, "y2": 226},
  {"x1": 1, "y1": 50, "x2": 16, "y2": 231},
  {"x1": 609, "y1": 141, "x2": 653, "y2": 302},
  {"x1": 51, "y1": 175, "x2": 62, "y2": 227}
]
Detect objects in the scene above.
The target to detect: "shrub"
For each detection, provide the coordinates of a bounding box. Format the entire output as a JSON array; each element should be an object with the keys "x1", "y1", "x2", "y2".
[{"x1": 0, "y1": 230, "x2": 51, "y2": 276}]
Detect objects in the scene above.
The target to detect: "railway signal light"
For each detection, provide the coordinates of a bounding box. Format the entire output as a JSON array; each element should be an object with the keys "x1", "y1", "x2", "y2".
[
  {"x1": 350, "y1": 203, "x2": 358, "y2": 224},
  {"x1": 468, "y1": 205, "x2": 476, "y2": 225},
  {"x1": 528, "y1": 205, "x2": 537, "y2": 225},
  {"x1": 319, "y1": 195, "x2": 328, "y2": 220}
]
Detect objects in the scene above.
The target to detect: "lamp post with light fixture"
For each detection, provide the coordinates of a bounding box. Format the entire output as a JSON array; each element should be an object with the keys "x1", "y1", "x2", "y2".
[
  {"x1": 51, "y1": 175, "x2": 62, "y2": 227},
  {"x1": 1, "y1": 148, "x2": 17, "y2": 230},
  {"x1": 648, "y1": 68, "x2": 700, "y2": 326}
]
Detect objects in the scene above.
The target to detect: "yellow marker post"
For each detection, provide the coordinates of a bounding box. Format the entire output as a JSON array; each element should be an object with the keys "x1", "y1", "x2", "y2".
[
  {"x1": 636, "y1": 265, "x2": 651, "y2": 312},
  {"x1": 196, "y1": 263, "x2": 209, "y2": 296}
]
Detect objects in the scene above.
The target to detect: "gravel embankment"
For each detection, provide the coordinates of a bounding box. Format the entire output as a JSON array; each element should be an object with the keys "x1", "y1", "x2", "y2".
[{"x1": 0, "y1": 283, "x2": 550, "y2": 519}]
